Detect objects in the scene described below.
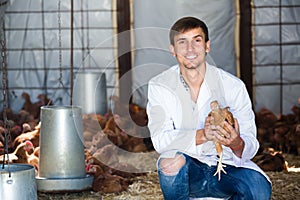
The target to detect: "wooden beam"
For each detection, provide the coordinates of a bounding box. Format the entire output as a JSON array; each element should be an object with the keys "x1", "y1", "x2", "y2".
[
  {"x1": 239, "y1": 0, "x2": 253, "y2": 100},
  {"x1": 117, "y1": 0, "x2": 132, "y2": 104}
]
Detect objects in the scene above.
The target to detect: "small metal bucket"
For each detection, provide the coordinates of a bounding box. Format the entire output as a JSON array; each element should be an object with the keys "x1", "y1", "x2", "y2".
[
  {"x1": 1, "y1": 164, "x2": 37, "y2": 200},
  {"x1": 38, "y1": 106, "x2": 86, "y2": 178},
  {"x1": 73, "y1": 72, "x2": 108, "y2": 115}
]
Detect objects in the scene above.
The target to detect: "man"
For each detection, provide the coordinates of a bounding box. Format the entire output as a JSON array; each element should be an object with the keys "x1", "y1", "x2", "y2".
[{"x1": 146, "y1": 17, "x2": 271, "y2": 200}]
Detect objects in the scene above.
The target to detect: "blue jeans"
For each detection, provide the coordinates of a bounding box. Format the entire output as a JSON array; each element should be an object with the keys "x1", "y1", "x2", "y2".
[{"x1": 158, "y1": 153, "x2": 272, "y2": 200}]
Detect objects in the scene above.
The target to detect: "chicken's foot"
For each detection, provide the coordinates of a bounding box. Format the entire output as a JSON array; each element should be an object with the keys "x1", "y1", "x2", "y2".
[{"x1": 213, "y1": 152, "x2": 227, "y2": 181}]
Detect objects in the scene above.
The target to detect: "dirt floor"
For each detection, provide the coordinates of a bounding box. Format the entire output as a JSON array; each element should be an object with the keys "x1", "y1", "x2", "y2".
[{"x1": 37, "y1": 154, "x2": 300, "y2": 200}]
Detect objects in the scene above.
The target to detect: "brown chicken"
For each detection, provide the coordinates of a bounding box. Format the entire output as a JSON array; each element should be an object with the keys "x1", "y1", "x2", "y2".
[
  {"x1": 36, "y1": 93, "x2": 53, "y2": 106},
  {"x1": 92, "y1": 172, "x2": 132, "y2": 193},
  {"x1": 21, "y1": 92, "x2": 42, "y2": 119},
  {"x1": 26, "y1": 146, "x2": 40, "y2": 171},
  {"x1": 16, "y1": 110, "x2": 36, "y2": 129},
  {"x1": 103, "y1": 115, "x2": 122, "y2": 133},
  {"x1": 13, "y1": 124, "x2": 40, "y2": 148},
  {"x1": 272, "y1": 123, "x2": 290, "y2": 151},
  {"x1": 85, "y1": 154, "x2": 109, "y2": 173},
  {"x1": 0, "y1": 123, "x2": 22, "y2": 151},
  {"x1": 82, "y1": 113, "x2": 108, "y2": 132},
  {"x1": 129, "y1": 103, "x2": 148, "y2": 126},
  {"x1": 22, "y1": 123, "x2": 33, "y2": 133},
  {"x1": 109, "y1": 95, "x2": 147, "y2": 131},
  {"x1": 208, "y1": 100, "x2": 235, "y2": 180},
  {"x1": 92, "y1": 144, "x2": 119, "y2": 166},
  {"x1": 89, "y1": 131, "x2": 111, "y2": 152},
  {"x1": 86, "y1": 163, "x2": 105, "y2": 177},
  {"x1": 286, "y1": 124, "x2": 300, "y2": 155},
  {"x1": 110, "y1": 162, "x2": 145, "y2": 178},
  {"x1": 0, "y1": 140, "x2": 34, "y2": 163},
  {"x1": 253, "y1": 148, "x2": 288, "y2": 172},
  {"x1": 85, "y1": 155, "x2": 132, "y2": 193},
  {"x1": 255, "y1": 107, "x2": 278, "y2": 129}
]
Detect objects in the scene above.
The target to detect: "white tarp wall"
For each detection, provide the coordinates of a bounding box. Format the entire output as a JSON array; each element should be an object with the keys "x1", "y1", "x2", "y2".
[
  {"x1": 132, "y1": 0, "x2": 237, "y2": 107},
  {"x1": 252, "y1": 0, "x2": 300, "y2": 115},
  {"x1": 1, "y1": 0, "x2": 117, "y2": 113},
  {"x1": 2, "y1": 0, "x2": 298, "y2": 115}
]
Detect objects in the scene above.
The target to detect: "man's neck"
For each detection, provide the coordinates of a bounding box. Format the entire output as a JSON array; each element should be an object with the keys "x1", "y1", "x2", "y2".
[
  {"x1": 180, "y1": 64, "x2": 206, "y2": 102},
  {"x1": 180, "y1": 64, "x2": 206, "y2": 88}
]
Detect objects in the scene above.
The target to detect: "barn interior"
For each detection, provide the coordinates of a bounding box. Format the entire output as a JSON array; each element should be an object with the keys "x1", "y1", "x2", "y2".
[{"x1": 0, "y1": 0, "x2": 300, "y2": 199}]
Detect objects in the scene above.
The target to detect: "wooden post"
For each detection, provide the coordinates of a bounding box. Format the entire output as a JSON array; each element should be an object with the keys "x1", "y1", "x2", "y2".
[
  {"x1": 117, "y1": 0, "x2": 132, "y2": 104},
  {"x1": 239, "y1": 0, "x2": 253, "y2": 100}
]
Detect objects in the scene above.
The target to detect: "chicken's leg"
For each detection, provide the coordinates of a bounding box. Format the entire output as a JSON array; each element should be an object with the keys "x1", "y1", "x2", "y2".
[
  {"x1": 209, "y1": 100, "x2": 234, "y2": 181},
  {"x1": 213, "y1": 141, "x2": 226, "y2": 181}
]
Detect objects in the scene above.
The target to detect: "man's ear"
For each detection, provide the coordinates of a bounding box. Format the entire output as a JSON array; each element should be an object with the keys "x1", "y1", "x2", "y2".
[
  {"x1": 205, "y1": 40, "x2": 211, "y2": 53},
  {"x1": 169, "y1": 45, "x2": 176, "y2": 57}
]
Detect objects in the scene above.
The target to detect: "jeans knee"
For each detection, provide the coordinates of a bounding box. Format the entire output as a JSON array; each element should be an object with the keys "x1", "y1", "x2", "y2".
[{"x1": 159, "y1": 154, "x2": 186, "y2": 176}]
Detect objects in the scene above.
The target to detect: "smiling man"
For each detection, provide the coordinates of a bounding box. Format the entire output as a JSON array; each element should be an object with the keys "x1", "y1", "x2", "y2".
[
  {"x1": 169, "y1": 21, "x2": 208, "y2": 103},
  {"x1": 146, "y1": 17, "x2": 272, "y2": 200}
]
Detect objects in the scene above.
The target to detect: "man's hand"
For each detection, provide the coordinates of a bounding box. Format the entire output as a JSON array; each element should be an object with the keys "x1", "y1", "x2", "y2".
[
  {"x1": 204, "y1": 117, "x2": 242, "y2": 147},
  {"x1": 204, "y1": 115, "x2": 221, "y2": 141},
  {"x1": 215, "y1": 118, "x2": 240, "y2": 147},
  {"x1": 214, "y1": 118, "x2": 244, "y2": 157}
]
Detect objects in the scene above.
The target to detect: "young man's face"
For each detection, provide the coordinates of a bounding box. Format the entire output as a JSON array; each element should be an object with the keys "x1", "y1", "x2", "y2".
[{"x1": 170, "y1": 27, "x2": 210, "y2": 70}]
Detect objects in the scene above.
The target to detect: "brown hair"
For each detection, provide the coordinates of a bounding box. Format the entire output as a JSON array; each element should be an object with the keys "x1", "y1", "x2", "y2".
[{"x1": 169, "y1": 17, "x2": 209, "y2": 45}]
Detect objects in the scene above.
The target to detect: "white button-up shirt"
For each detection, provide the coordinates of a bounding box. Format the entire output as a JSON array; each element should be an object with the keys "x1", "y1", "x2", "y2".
[{"x1": 146, "y1": 63, "x2": 270, "y2": 182}]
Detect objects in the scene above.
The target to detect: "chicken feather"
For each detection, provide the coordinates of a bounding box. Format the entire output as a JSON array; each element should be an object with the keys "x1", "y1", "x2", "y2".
[{"x1": 209, "y1": 100, "x2": 235, "y2": 180}]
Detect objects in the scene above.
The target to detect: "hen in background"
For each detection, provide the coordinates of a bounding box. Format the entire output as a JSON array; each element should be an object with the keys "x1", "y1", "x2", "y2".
[
  {"x1": 0, "y1": 140, "x2": 34, "y2": 164},
  {"x1": 21, "y1": 92, "x2": 42, "y2": 119}
]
